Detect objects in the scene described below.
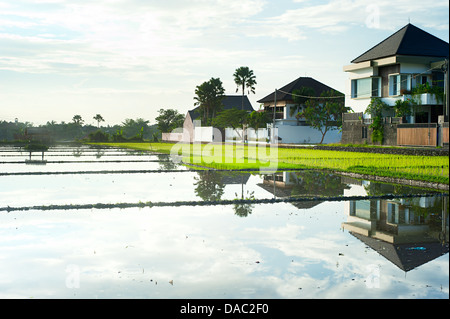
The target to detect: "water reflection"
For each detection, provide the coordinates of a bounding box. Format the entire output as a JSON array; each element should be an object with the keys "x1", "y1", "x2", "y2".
[
  {"x1": 342, "y1": 196, "x2": 449, "y2": 272},
  {"x1": 194, "y1": 171, "x2": 225, "y2": 201},
  {"x1": 157, "y1": 154, "x2": 180, "y2": 171},
  {"x1": 0, "y1": 145, "x2": 448, "y2": 299},
  {"x1": 259, "y1": 171, "x2": 351, "y2": 209},
  {"x1": 193, "y1": 171, "x2": 255, "y2": 216}
]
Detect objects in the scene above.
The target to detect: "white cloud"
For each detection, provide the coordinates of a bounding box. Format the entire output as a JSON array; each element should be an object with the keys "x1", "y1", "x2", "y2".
[
  {"x1": 248, "y1": 0, "x2": 449, "y2": 41},
  {"x1": 0, "y1": 0, "x2": 448, "y2": 124}
]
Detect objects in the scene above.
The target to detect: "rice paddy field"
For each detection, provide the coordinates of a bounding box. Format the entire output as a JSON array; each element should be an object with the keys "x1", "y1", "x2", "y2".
[
  {"x1": 1, "y1": 143, "x2": 448, "y2": 300},
  {"x1": 95, "y1": 142, "x2": 449, "y2": 185}
]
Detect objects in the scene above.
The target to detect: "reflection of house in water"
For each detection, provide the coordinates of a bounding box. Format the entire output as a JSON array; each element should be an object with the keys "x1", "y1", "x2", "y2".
[
  {"x1": 258, "y1": 171, "x2": 349, "y2": 209},
  {"x1": 220, "y1": 173, "x2": 250, "y2": 185},
  {"x1": 194, "y1": 171, "x2": 251, "y2": 202},
  {"x1": 342, "y1": 195, "x2": 449, "y2": 272}
]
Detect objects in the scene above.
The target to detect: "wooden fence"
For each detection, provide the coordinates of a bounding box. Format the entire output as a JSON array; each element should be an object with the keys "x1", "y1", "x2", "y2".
[
  {"x1": 397, "y1": 124, "x2": 438, "y2": 147},
  {"x1": 442, "y1": 123, "x2": 449, "y2": 145}
]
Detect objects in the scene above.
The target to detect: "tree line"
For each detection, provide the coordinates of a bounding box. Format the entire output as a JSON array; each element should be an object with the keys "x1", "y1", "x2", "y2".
[
  {"x1": 0, "y1": 114, "x2": 159, "y2": 143},
  {"x1": 2, "y1": 66, "x2": 349, "y2": 144}
]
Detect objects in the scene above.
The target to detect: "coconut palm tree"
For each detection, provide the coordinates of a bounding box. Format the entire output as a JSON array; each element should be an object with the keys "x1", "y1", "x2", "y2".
[
  {"x1": 233, "y1": 66, "x2": 257, "y2": 110},
  {"x1": 93, "y1": 114, "x2": 105, "y2": 128},
  {"x1": 72, "y1": 115, "x2": 84, "y2": 126}
]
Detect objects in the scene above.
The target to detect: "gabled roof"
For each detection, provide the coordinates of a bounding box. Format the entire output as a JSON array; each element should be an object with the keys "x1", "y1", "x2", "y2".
[
  {"x1": 352, "y1": 24, "x2": 449, "y2": 63},
  {"x1": 351, "y1": 232, "x2": 449, "y2": 272},
  {"x1": 257, "y1": 77, "x2": 341, "y2": 103},
  {"x1": 188, "y1": 95, "x2": 254, "y2": 120},
  {"x1": 221, "y1": 95, "x2": 254, "y2": 111}
]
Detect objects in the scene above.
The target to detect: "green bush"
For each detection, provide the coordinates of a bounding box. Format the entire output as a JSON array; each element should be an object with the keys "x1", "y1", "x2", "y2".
[{"x1": 88, "y1": 130, "x2": 110, "y2": 142}]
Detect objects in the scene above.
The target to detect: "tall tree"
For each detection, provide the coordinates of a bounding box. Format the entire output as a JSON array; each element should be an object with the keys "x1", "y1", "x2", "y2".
[
  {"x1": 72, "y1": 115, "x2": 84, "y2": 126},
  {"x1": 93, "y1": 114, "x2": 105, "y2": 128},
  {"x1": 212, "y1": 108, "x2": 249, "y2": 139},
  {"x1": 194, "y1": 77, "x2": 225, "y2": 125},
  {"x1": 247, "y1": 110, "x2": 270, "y2": 141},
  {"x1": 155, "y1": 108, "x2": 185, "y2": 133},
  {"x1": 299, "y1": 90, "x2": 349, "y2": 144},
  {"x1": 121, "y1": 118, "x2": 150, "y2": 139},
  {"x1": 233, "y1": 66, "x2": 257, "y2": 110},
  {"x1": 290, "y1": 87, "x2": 316, "y2": 124}
]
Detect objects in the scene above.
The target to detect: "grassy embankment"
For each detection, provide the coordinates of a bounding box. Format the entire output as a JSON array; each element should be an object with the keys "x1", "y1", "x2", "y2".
[{"x1": 91, "y1": 142, "x2": 449, "y2": 185}]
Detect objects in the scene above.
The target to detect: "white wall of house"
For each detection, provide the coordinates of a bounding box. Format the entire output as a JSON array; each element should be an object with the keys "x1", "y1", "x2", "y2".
[
  {"x1": 225, "y1": 127, "x2": 242, "y2": 141},
  {"x1": 194, "y1": 126, "x2": 222, "y2": 143},
  {"x1": 276, "y1": 124, "x2": 341, "y2": 144},
  {"x1": 283, "y1": 103, "x2": 299, "y2": 122},
  {"x1": 399, "y1": 63, "x2": 430, "y2": 75},
  {"x1": 225, "y1": 128, "x2": 268, "y2": 143},
  {"x1": 344, "y1": 66, "x2": 376, "y2": 115},
  {"x1": 161, "y1": 132, "x2": 184, "y2": 142}
]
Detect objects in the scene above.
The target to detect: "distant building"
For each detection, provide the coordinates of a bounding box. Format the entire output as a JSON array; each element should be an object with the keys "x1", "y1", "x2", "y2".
[{"x1": 257, "y1": 76, "x2": 343, "y2": 144}]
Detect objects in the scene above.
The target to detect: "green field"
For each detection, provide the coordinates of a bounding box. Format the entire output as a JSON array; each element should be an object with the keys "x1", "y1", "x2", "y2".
[{"x1": 90, "y1": 142, "x2": 449, "y2": 185}]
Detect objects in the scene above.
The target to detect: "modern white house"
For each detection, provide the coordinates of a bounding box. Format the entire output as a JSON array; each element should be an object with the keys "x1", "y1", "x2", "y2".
[
  {"x1": 343, "y1": 23, "x2": 448, "y2": 123},
  {"x1": 257, "y1": 76, "x2": 343, "y2": 144},
  {"x1": 341, "y1": 23, "x2": 449, "y2": 146}
]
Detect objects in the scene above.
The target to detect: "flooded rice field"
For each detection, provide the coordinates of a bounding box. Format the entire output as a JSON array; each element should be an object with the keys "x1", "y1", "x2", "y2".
[{"x1": 0, "y1": 144, "x2": 448, "y2": 299}]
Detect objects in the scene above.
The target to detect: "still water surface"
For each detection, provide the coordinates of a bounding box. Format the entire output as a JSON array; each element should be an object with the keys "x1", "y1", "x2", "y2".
[{"x1": 0, "y1": 145, "x2": 448, "y2": 298}]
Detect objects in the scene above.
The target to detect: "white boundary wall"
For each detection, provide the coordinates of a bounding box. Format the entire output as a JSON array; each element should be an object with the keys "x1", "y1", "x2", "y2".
[{"x1": 163, "y1": 124, "x2": 341, "y2": 144}]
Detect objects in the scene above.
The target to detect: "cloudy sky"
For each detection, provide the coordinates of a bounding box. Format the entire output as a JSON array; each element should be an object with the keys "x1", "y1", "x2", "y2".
[{"x1": 0, "y1": 0, "x2": 448, "y2": 126}]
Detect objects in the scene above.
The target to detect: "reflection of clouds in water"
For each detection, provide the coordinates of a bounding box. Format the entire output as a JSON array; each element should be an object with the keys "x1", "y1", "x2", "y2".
[{"x1": 0, "y1": 200, "x2": 447, "y2": 298}]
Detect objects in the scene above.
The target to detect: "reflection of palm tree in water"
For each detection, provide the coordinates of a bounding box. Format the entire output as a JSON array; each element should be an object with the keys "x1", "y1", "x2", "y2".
[
  {"x1": 194, "y1": 171, "x2": 225, "y2": 201},
  {"x1": 193, "y1": 171, "x2": 255, "y2": 217},
  {"x1": 233, "y1": 174, "x2": 255, "y2": 217}
]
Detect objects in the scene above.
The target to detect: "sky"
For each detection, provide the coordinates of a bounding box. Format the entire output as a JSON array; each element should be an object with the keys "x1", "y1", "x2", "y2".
[{"x1": 0, "y1": 0, "x2": 449, "y2": 126}]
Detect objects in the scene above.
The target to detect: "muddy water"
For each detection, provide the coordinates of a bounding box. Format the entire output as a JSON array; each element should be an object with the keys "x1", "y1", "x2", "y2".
[{"x1": 0, "y1": 145, "x2": 448, "y2": 299}]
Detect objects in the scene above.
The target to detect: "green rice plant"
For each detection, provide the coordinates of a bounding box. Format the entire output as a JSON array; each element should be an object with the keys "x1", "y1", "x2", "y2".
[{"x1": 87, "y1": 142, "x2": 449, "y2": 184}]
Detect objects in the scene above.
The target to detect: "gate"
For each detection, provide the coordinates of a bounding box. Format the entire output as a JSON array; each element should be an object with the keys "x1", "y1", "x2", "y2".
[{"x1": 397, "y1": 123, "x2": 438, "y2": 147}]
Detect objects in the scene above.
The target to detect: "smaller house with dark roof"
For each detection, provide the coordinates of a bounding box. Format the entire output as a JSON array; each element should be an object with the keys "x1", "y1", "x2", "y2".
[
  {"x1": 162, "y1": 95, "x2": 254, "y2": 143},
  {"x1": 342, "y1": 24, "x2": 449, "y2": 146},
  {"x1": 257, "y1": 76, "x2": 344, "y2": 144}
]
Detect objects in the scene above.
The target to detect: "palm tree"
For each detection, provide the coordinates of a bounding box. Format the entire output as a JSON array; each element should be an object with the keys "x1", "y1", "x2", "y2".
[
  {"x1": 234, "y1": 67, "x2": 256, "y2": 143},
  {"x1": 233, "y1": 66, "x2": 257, "y2": 110},
  {"x1": 194, "y1": 77, "x2": 225, "y2": 125},
  {"x1": 72, "y1": 115, "x2": 84, "y2": 126},
  {"x1": 93, "y1": 114, "x2": 105, "y2": 128}
]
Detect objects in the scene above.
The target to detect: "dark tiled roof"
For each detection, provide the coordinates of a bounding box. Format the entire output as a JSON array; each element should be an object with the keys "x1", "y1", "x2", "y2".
[
  {"x1": 221, "y1": 95, "x2": 254, "y2": 111},
  {"x1": 257, "y1": 77, "x2": 341, "y2": 103},
  {"x1": 352, "y1": 24, "x2": 449, "y2": 63},
  {"x1": 188, "y1": 95, "x2": 254, "y2": 120}
]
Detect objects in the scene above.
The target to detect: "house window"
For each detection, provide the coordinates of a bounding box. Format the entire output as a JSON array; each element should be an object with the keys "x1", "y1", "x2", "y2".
[
  {"x1": 389, "y1": 74, "x2": 410, "y2": 96},
  {"x1": 351, "y1": 77, "x2": 381, "y2": 98},
  {"x1": 418, "y1": 75, "x2": 428, "y2": 85},
  {"x1": 387, "y1": 203, "x2": 397, "y2": 224},
  {"x1": 362, "y1": 126, "x2": 368, "y2": 139},
  {"x1": 372, "y1": 77, "x2": 381, "y2": 97}
]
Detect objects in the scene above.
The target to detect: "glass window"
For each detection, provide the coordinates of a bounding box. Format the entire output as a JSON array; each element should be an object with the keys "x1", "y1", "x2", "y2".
[
  {"x1": 389, "y1": 75, "x2": 399, "y2": 96},
  {"x1": 362, "y1": 126, "x2": 368, "y2": 139},
  {"x1": 389, "y1": 74, "x2": 411, "y2": 96},
  {"x1": 372, "y1": 77, "x2": 381, "y2": 97},
  {"x1": 351, "y1": 78, "x2": 374, "y2": 98}
]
